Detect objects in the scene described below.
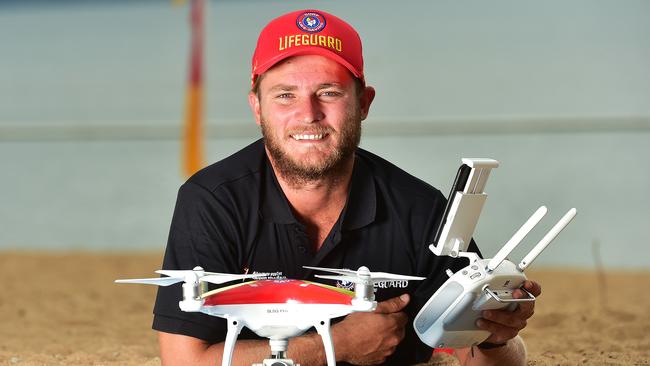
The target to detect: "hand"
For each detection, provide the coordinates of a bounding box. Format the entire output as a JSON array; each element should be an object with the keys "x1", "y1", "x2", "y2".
[
  {"x1": 477, "y1": 280, "x2": 541, "y2": 345},
  {"x1": 331, "y1": 294, "x2": 410, "y2": 365}
]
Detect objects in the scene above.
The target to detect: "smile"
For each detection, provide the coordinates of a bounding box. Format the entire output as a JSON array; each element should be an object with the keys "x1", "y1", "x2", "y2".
[{"x1": 291, "y1": 134, "x2": 326, "y2": 141}]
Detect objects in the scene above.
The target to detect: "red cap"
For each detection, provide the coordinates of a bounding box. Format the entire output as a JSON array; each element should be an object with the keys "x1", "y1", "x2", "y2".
[{"x1": 251, "y1": 9, "x2": 364, "y2": 86}]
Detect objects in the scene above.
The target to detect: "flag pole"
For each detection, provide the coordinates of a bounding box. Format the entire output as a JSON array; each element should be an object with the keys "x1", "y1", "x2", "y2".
[{"x1": 182, "y1": 0, "x2": 205, "y2": 177}]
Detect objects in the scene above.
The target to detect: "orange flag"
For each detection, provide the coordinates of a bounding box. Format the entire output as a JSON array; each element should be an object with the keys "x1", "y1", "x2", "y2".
[{"x1": 182, "y1": 0, "x2": 205, "y2": 177}]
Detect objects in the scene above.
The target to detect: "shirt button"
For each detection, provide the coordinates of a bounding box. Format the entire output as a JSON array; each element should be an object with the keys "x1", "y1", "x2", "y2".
[{"x1": 298, "y1": 246, "x2": 307, "y2": 253}]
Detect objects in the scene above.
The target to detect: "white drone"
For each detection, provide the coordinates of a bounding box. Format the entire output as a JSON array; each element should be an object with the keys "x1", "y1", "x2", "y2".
[{"x1": 117, "y1": 265, "x2": 423, "y2": 366}]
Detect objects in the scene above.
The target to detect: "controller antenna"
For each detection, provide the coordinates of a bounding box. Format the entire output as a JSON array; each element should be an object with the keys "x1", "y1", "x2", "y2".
[
  {"x1": 486, "y1": 206, "x2": 547, "y2": 272},
  {"x1": 517, "y1": 208, "x2": 577, "y2": 271}
]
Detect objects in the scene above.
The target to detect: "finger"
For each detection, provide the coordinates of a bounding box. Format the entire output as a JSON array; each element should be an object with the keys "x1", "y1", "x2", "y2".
[
  {"x1": 512, "y1": 288, "x2": 528, "y2": 299},
  {"x1": 384, "y1": 326, "x2": 405, "y2": 348},
  {"x1": 481, "y1": 310, "x2": 527, "y2": 330},
  {"x1": 382, "y1": 345, "x2": 398, "y2": 358},
  {"x1": 512, "y1": 282, "x2": 540, "y2": 300},
  {"x1": 374, "y1": 293, "x2": 410, "y2": 314},
  {"x1": 476, "y1": 318, "x2": 519, "y2": 344},
  {"x1": 511, "y1": 284, "x2": 537, "y2": 320},
  {"x1": 391, "y1": 311, "x2": 409, "y2": 328},
  {"x1": 513, "y1": 300, "x2": 535, "y2": 319},
  {"x1": 385, "y1": 312, "x2": 409, "y2": 343},
  {"x1": 523, "y1": 280, "x2": 542, "y2": 296}
]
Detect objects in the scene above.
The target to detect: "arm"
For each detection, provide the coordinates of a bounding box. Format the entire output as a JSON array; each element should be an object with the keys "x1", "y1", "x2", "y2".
[
  {"x1": 453, "y1": 280, "x2": 541, "y2": 366},
  {"x1": 159, "y1": 332, "x2": 326, "y2": 366},
  {"x1": 158, "y1": 294, "x2": 411, "y2": 366},
  {"x1": 453, "y1": 336, "x2": 527, "y2": 366},
  {"x1": 332, "y1": 294, "x2": 411, "y2": 365}
]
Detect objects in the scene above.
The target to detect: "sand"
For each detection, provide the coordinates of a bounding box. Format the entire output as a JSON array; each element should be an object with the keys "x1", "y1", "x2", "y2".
[{"x1": 0, "y1": 252, "x2": 648, "y2": 366}]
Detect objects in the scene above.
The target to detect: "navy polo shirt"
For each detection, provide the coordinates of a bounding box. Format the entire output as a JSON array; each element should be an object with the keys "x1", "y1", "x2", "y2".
[{"x1": 153, "y1": 139, "x2": 479, "y2": 365}]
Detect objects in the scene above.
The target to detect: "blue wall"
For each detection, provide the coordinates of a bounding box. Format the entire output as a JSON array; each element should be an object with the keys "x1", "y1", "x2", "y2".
[{"x1": 1, "y1": 0, "x2": 649, "y2": 268}]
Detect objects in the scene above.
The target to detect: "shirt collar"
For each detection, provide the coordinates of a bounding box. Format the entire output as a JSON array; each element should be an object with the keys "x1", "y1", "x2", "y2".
[{"x1": 260, "y1": 150, "x2": 377, "y2": 230}]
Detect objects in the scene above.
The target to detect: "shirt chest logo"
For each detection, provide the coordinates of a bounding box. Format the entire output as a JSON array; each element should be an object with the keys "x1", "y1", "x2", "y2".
[{"x1": 335, "y1": 279, "x2": 411, "y2": 290}]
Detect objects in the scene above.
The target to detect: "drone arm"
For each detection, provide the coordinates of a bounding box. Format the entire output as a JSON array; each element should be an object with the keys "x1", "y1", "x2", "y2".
[
  {"x1": 221, "y1": 317, "x2": 243, "y2": 366},
  {"x1": 314, "y1": 318, "x2": 336, "y2": 366}
]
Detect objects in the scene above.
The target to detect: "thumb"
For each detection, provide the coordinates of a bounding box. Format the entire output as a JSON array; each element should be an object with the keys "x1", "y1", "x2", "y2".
[{"x1": 374, "y1": 293, "x2": 410, "y2": 314}]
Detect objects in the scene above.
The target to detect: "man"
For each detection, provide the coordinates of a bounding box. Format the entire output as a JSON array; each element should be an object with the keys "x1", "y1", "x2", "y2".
[{"x1": 153, "y1": 9, "x2": 539, "y2": 366}]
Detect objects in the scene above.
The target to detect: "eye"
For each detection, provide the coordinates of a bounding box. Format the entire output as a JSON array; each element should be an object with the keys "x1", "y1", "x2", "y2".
[
  {"x1": 319, "y1": 90, "x2": 343, "y2": 98},
  {"x1": 275, "y1": 93, "x2": 294, "y2": 99}
]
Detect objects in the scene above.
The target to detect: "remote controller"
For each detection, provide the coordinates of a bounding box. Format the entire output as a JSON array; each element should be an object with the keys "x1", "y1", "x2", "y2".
[{"x1": 413, "y1": 159, "x2": 577, "y2": 349}]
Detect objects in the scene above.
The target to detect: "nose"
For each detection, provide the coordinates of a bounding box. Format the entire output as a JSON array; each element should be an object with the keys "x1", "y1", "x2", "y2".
[{"x1": 295, "y1": 95, "x2": 324, "y2": 124}]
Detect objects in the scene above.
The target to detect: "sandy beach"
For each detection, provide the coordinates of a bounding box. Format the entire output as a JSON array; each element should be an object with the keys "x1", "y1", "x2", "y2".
[{"x1": 1, "y1": 252, "x2": 648, "y2": 366}]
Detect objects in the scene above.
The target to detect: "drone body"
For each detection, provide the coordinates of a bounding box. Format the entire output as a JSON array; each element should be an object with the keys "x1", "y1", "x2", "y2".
[
  {"x1": 116, "y1": 266, "x2": 423, "y2": 366},
  {"x1": 200, "y1": 279, "x2": 354, "y2": 339}
]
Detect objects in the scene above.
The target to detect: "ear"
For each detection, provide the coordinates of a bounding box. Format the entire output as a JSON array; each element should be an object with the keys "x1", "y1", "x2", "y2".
[
  {"x1": 248, "y1": 91, "x2": 262, "y2": 126},
  {"x1": 359, "y1": 86, "x2": 376, "y2": 121}
]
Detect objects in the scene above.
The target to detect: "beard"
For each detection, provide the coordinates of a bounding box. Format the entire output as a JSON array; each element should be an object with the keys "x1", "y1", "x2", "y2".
[{"x1": 261, "y1": 110, "x2": 362, "y2": 185}]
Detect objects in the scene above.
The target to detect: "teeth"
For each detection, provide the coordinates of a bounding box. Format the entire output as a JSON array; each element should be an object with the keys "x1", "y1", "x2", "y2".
[{"x1": 292, "y1": 134, "x2": 324, "y2": 141}]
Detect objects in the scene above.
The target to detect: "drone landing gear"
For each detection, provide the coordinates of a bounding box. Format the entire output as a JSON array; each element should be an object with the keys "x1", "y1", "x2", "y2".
[
  {"x1": 314, "y1": 319, "x2": 335, "y2": 366},
  {"x1": 223, "y1": 318, "x2": 244, "y2": 366}
]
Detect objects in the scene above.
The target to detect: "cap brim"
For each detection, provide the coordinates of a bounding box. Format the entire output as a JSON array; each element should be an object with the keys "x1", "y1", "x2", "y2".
[{"x1": 253, "y1": 47, "x2": 363, "y2": 84}]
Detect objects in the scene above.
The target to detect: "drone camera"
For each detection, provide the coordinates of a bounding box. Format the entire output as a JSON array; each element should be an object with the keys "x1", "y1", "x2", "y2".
[{"x1": 252, "y1": 360, "x2": 298, "y2": 366}]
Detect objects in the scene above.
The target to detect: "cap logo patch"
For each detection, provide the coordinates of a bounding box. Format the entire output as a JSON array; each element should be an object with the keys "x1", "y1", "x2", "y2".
[{"x1": 296, "y1": 12, "x2": 326, "y2": 33}]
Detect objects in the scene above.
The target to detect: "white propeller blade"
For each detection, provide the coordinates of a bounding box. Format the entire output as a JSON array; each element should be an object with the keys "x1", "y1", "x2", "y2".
[
  {"x1": 314, "y1": 274, "x2": 360, "y2": 282},
  {"x1": 155, "y1": 269, "x2": 204, "y2": 277},
  {"x1": 303, "y1": 266, "x2": 358, "y2": 276},
  {"x1": 368, "y1": 272, "x2": 426, "y2": 282},
  {"x1": 307, "y1": 265, "x2": 425, "y2": 284},
  {"x1": 117, "y1": 267, "x2": 271, "y2": 287},
  {"x1": 315, "y1": 273, "x2": 425, "y2": 283},
  {"x1": 114, "y1": 277, "x2": 183, "y2": 286},
  {"x1": 200, "y1": 273, "x2": 269, "y2": 285}
]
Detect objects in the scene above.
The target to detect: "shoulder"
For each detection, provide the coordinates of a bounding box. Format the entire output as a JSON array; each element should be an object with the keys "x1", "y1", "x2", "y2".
[
  {"x1": 356, "y1": 147, "x2": 445, "y2": 205},
  {"x1": 166, "y1": 140, "x2": 266, "y2": 263},
  {"x1": 186, "y1": 139, "x2": 265, "y2": 194}
]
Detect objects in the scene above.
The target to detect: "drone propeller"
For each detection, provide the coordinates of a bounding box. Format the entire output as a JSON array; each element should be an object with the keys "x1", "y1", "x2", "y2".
[
  {"x1": 115, "y1": 276, "x2": 184, "y2": 286},
  {"x1": 116, "y1": 266, "x2": 269, "y2": 286},
  {"x1": 200, "y1": 273, "x2": 269, "y2": 285},
  {"x1": 305, "y1": 266, "x2": 425, "y2": 284}
]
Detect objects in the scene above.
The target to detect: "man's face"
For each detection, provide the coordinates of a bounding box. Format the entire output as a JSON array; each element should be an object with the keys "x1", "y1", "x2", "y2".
[{"x1": 248, "y1": 55, "x2": 374, "y2": 182}]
